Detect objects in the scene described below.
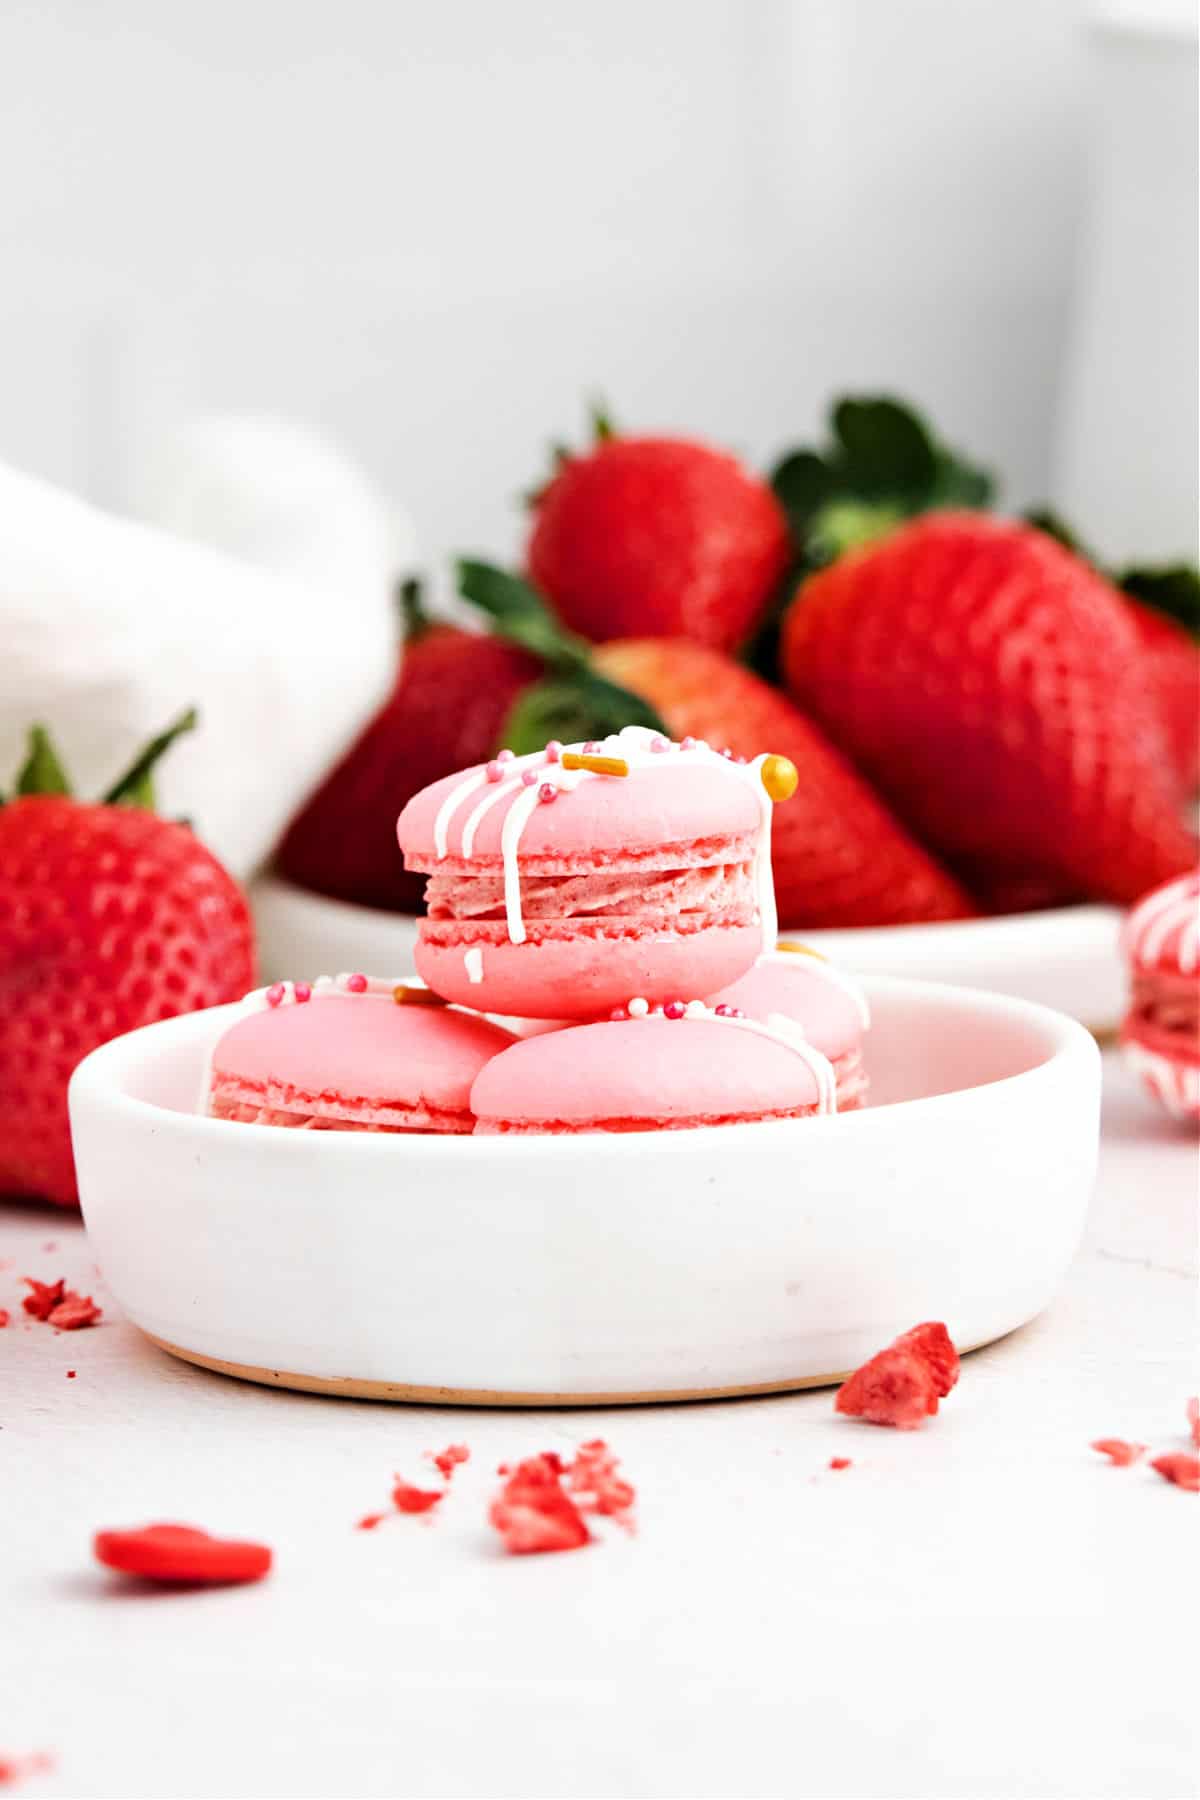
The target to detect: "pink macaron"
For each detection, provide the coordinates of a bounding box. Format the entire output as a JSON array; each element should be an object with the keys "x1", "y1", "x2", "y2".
[
  {"x1": 207, "y1": 976, "x2": 515, "y2": 1133},
  {"x1": 706, "y1": 945, "x2": 871, "y2": 1111},
  {"x1": 396, "y1": 726, "x2": 798, "y2": 1019},
  {"x1": 470, "y1": 1001, "x2": 839, "y2": 1133},
  {"x1": 1121, "y1": 870, "x2": 1199, "y2": 1123}
]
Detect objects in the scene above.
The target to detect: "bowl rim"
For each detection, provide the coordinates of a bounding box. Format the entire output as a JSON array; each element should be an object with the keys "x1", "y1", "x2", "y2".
[{"x1": 68, "y1": 975, "x2": 1099, "y2": 1160}]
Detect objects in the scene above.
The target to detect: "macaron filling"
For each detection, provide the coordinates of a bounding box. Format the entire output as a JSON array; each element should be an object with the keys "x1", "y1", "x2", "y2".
[{"x1": 421, "y1": 856, "x2": 757, "y2": 928}]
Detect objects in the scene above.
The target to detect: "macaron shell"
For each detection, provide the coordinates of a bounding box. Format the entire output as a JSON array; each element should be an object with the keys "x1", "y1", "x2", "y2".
[
  {"x1": 210, "y1": 995, "x2": 515, "y2": 1115},
  {"x1": 470, "y1": 1014, "x2": 823, "y2": 1128},
  {"x1": 706, "y1": 954, "x2": 866, "y2": 1060},
  {"x1": 415, "y1": 922, "x2": 763, "y2": 1019},
  {"x1": 398, "y1": 759, "x2": 762, "y2": 868}
]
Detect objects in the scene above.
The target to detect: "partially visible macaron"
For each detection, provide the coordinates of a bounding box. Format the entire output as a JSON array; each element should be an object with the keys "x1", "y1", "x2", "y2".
[
  {"x1": 1121, "y1": 870, "x2": 1199, "y2": 1123},
  {"x1": 207, "y1": 975, "x2": 515, "y2": 1133},
  {"x1": 706, "y1": 944, "x2": 870, "y2": 1111},
  {"x1": 469, "y1": 1001, "x2": 838, "y2": 1134},
  {"x1": 396, "y1": 725, "x2": 798, "y2": 1019}
]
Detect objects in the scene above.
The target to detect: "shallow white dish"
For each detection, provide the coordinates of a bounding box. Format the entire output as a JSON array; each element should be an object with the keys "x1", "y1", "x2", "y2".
[
  {"x1": 251, "y1": 875, "x2": 1126, "y2": 1035},
  {"x1": 70, "y1": 977, "x2": 1101, "y2": 1406}
]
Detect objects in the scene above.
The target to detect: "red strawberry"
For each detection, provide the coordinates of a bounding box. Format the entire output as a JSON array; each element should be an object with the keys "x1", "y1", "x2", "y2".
[
  {"x1": 781, "y1": 514, "x2": 1197, "y2": 907},
  {"x1": 0, "y1": 717, "x2": 253, "y2": 1206},
  {"x1": 276, "y1": 597, "x2": 540, "y2": 912},
  {"x1": 527, "y1": 435, "x2": 791, "y2": 651},
  {"x1": 1126, "y1": 599, "x2": 1200, "y2": 795},
  {"x1": 594, "y1": 639, "x2": 974, "y2": 927}
]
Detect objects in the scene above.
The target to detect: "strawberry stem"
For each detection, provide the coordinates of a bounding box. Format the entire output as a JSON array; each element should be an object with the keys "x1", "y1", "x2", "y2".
[
  {"x1": 101, "y1": 708, "x2": 198, "y2": 809},
  {"x1": 397, "y1": 576, "x2": 431, "y2": 643},
  {"x1": 15, "y1": 725, "x2": 73, "y2": 799}
]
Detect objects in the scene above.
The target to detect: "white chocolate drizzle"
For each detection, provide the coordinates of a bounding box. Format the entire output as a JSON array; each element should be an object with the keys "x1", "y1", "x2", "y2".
[{"x1": 1125, "y1": 872, "x2": 1200, "y2": 975}]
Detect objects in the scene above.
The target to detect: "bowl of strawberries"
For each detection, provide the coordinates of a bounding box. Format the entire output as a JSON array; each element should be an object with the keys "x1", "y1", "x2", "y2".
[{"x1": 262, "y1": 397, "x2": 1198, "y2": 1034}]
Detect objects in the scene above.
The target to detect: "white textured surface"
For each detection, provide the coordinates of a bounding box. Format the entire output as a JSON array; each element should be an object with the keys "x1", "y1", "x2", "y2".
[{"x1": 2, "y1": 1054, "x2": 1196, "y2": 1800}]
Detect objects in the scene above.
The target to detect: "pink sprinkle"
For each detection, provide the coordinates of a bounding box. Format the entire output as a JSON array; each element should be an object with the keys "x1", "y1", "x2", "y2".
[
  {"x1": 345, "y1": 973, "x2": 368, "y2": 993},
  {"x1": 545, "y1": 740, "x2": 563, "y2": 762},
  {"x1": 609, "y1": 1007, "x2": 628, "y2": 1021},
  {"x1": 265, "y1": 983, "x2": 285, "y2": 1008},
  {"x1": 736, "y1": 754, "x2": 749, "y2": 764},
  {"x1": 582, "y1": 741, "x2": 601, "y2": 754},
  {"x1": 496, "y1": 748, "x2": 515, "y2": 763},
  {"x1": 714, "y1": 1003, "x2": 744, "y2": 1018},
  {"x1": 521, "y1": 768, "x2": 539, "y2": 787},
  {"x1": 681, "y1": 736, "x2": 697, "y2": 750},
  {"x1": 293, "y1": 981, "x2": 312, "y2": 1004},
  {"x1": 537, "y1": 783, "x2": 558, "y2": 805},
  {"x1": 66, "y1": 1370, "x2": 76, "y2": 1380},
  {"x1": 485, "y1": 760, "x2": 503, "y2": 783},
  {"x1": 720, "y1": 747, "x2": 734, "y2": 759},
  {"x1": 663, "y1": 1001, "x2": 686, "y2": 1021},
  {"x1": 650, "y1": 735, "x2": 670, "y2": 753}
]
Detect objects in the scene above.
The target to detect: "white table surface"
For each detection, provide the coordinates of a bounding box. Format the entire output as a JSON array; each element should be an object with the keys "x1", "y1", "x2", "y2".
[{"x1": 3, "y1": 1053, "x2": 1197, "y2": 1800}]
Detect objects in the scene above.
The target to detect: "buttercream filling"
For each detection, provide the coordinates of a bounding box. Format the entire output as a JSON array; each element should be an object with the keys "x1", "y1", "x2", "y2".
[{"x1": 424, "y1": 861, "x2": 755, "y2": 924}]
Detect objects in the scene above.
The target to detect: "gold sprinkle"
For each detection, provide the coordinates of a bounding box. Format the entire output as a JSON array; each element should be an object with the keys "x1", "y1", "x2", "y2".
[
  {"x1": 393, "y1": 984, "x2": 449, "y2": 1007},
  {"x1": 776, "y1": 941, "x2": 827, "y2": 961},
  {"x1": 560, "y1": 753, "x2": 630, "y2": 777},
  {"x1": 760, "y1": 754, "x2": 799, "y2": 802}
]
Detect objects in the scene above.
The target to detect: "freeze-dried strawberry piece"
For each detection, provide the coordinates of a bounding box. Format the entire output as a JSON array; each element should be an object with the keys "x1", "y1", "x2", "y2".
[
  {"x1": 489, "y1": 1454, "x2": 591, "y2": 1555},
  {"x1": 94, "y1": 1523, "x2": 272, "y2": 1584},
  {"x1": 835, "y1": 1321, "x2": 961, "y2": 1429},
  {"x1": 1150, "y1": 1453, "x2": 1200, "y2": 1492},
  {"x1": 893, "y1": 1322, "x2": 960, "y2": 1397},
  {"x1": 566, "y1": 1440, "x2": 635, "y2": 1520},
  {"x1": 21, "y1": 1277, "x2": 64, "y2": 1320},
  {"x1": 391, "y1": 1481, "x2": 443, "y2": 1515},
  {"x1": 0, "y1": 1752, "x2": 54, "y2": 1787},
  {"x1": 430, "y1": 1444, "x2": 470, "y2": 1480},
  {"x1": 47, "y1": 1291, "x2": 102, "y2": 1330},
  {"x1": 1090, "y1": 1439, "x2": 1147, "y2": 1467},
  {"x1": 1186, "y1": 1397, "x2": 1199, "y2": 1450},
  {"x1": 356, "y1": 1512, "x2": 388, "y2": 1531},
  {"x1": 0, "y1": 1310, "x2": 8, "y2": 1329},
  {"x1": 835, "y1": 1349, "x2": 940, "y2": 1429},
  {"x1": 829, "y1": 1457, "x2": 852, "y2": 1471}
]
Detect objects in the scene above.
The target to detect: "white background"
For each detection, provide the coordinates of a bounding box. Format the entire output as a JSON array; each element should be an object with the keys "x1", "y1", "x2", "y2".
[{"x1": 0, "y1": 0, "x2": 1110, "y2": 571}]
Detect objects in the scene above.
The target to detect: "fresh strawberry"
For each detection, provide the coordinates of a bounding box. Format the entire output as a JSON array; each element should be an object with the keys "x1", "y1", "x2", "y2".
[
  {"x1": 593, "y1": 638, "x2": 974, "y2": 927},
  {"x1": 0, "y1": 716, "x2": 253, "y2": 1207},
  {"x1": 275, "y1": 587, "x2": 541, "y2": 911},
  {"x1": 527, "y1": 432, "x2": 791, "y2": 652},
  {"x1": 1125, "y1": 599, "x2": 1200, "y2": 795},
  {"x1": 781, "y1": 514, "x2": 1197, "y2": 907}
]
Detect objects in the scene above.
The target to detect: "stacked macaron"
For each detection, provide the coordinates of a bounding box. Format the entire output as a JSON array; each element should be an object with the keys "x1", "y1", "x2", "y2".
[
  {"x1": 1121, "y1": 870, "x2": 1200, "y2": 1123},
  {"x1": 205, "y1": 726, "x2": 872, "y2": 1134}
]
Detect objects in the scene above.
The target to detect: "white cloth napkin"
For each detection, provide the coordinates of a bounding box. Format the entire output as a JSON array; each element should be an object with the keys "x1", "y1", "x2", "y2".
[{"x1": 0, "y1": 424, "x2": 401, "y2": 880}]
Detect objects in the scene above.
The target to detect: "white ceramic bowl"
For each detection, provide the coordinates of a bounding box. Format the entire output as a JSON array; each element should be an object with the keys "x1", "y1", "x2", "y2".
[
  {"x1": 251, "y1": 876, "x2": 1126, "y2": 1035},
  {"x1": 69, "y1": 978, "x2": 1101, "y2": 1406}
]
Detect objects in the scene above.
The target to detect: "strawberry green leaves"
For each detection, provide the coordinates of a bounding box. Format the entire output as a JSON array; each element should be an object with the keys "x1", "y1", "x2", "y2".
[
  {"x1": 2, "y1": 710, "x2": 198, "y2": 812},
  {"x1": 15, "y1": 726, "x2": 73, "y2": 800},
  {"x1": 771, "y1": 394, "x2": 993, "y2": 567},
  {"x1": 455, "y1": 559, "x2": 667, "y2": 754}
]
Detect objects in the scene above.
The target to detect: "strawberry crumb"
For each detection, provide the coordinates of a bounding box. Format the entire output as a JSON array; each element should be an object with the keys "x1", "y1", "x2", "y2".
[
  {"x1": 66, "y1": 1370, "x2": 76, "y2": 1380},
  {"x1": 21, "y1": 1278, "x2": 64, "y2": 1320},
  {"x1": 565, "y1": 1440, "x2": 636, "y2": 1524},
  {"x1": 1090, "y1": 1438, "x2": 1147, "y2": 1467},
  {"x1": 1150, "y1": 1453, "x2": 1200, "y2": 1492},
  {"x1": 356, "y1": 1513, "x2": 389, "y2": 1532},
  {"x1": 21, "y1": 1279, "x2": 101, "y2": 1330},
  {"x1": 0, "y1": 1311, "x2": 8, "y2": 1329},
  {"x1": 489, "y1": 1454, "x2": 591, "y2": 1555},
  {"x1": 0, "y1": 1751, "x2": 55, "y2": 1787},
  {"x1": 430, "y1": 1443, "x2": 470, "y2": 1480},
  {"x1": 835, "y1": 1320, "x2": 960, "y2": 1429},
  {"x1": 1186, "y1": 1397, "x2": 1199, "y2": 1450},
  {"x1": 829, "y1": 1456, "x2": 853, "y2": 1470},
  {"x1": 391, "y1": 1481, "x2": 443, "y2": 1515}
]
